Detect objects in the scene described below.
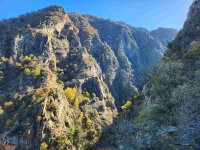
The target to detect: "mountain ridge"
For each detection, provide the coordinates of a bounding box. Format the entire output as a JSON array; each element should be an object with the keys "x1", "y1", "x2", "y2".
[
  {"x1": 0, "y1": 5, "x2": 178, "y2": 149},
  {"x1": 0, "y1": 4, "x2": 177, "y2": 105},
  {"x1": 151, "y1": 27, "x2": 178, "y2": 47}
]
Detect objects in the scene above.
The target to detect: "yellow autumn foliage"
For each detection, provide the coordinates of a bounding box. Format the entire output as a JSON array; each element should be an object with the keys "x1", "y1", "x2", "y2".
[
  {"x1": 0, "y1": 106, "x2": 4, "y2": 115},
  {"x1": 4, "y1": 101, "x2": 14, "y2": 108},
  {"x1": 86, "y1": 118, "x2": 93, "y2": 127},
  {"x1": 65, "y1": 87, "x2": 77, "y2": 103},
  {"x1": 36, "y1": 115, "x2": 42, "y2": 122},
  {"x1": 77, "y1": 94, "x2": 83, "y2": 101},
  {"x1": 121, "y1": 100, "x2": 132, "y2": 110},
  {"x1": 77, "y1": 112, "x2": 83, "y2": 123},
  {"x1": 44, "y1": 87, "x2": 51, "y2": 95},
  {"x1": 40, "y1": 142, "x2": 48, "y2": 150},
  {"x1": 85, "y1": 91, "x2": 90, "y2": 97},
  {"x1": 35, "y1": 88, "x2": 45, "y2": 97},
  {"x1": 74, "y1": 97, "x2": 79, "y2": 108},
  {"x1": 24, "y1": 68, "x2": 31, "y2": 75},
  {"x1": 31, "y1": 69, "x2": 41, "y2": 77}
]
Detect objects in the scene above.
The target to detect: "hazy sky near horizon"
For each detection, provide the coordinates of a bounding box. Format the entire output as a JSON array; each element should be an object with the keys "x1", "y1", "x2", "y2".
[{"x1": 0, "y1": 0, "x2": 193, "y2": 30}]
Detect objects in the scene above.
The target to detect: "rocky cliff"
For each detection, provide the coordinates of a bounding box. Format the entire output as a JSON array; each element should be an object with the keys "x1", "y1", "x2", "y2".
[
  {"x1": 0, "y1": 5, "x2": 177, "y2": 150},
  {"x1": 0, "y1": 6, "x2": 118, "y2": 149}
]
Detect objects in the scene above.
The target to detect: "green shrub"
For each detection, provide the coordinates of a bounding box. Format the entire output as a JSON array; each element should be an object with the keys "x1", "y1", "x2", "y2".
[
  {"x1": 67, "y1": 124, "x2": 76, "y2": 142},
  {"x1": 32, "y1": 95, "x2": 36, "y2": 102},
  {"x1": 31, "y1": 69, "x2": 41, "y2": 77},
  {"x1": 84, "y1": 91, "x2": 90, "y2": 97},
  {"x1": 135, "y1": 60, "x2": 186, "y2": 130},
  {"x1": 23, "y1": 55, "x2": 32, "y2": 62},
  {"x1": 183, "y1": 41, "x2": 200, "y2": 59},
  {"x1": 57, "y1": 124, "x2": 77, "y2": 150},
  {"x1": 93, "y1": 109, "x2": 99, "y2": 117},
  {"x1": 5, "y1": 119, "x2": 12, "y2": 129},
  {"x1": 84, "y1": 97, "x2": 90, "y2": 103},
  {"x1": 16, "y1": 62, "x2": 22, "y2": 68},
  {"x1": 1, "y1": 57, "x2": 7, "y2": 62},
  {"x1": 24, "y1": 68, "x2": 31, "y2": 75},
  {"x1": 29, "y1": 61, "x2": 37, "y2": 68},
  {"x1": 57, "y1": 68, "x2": 64, "y2": 74}
]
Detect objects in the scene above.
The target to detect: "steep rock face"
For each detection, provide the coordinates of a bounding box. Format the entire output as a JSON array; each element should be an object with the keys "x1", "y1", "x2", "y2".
[
  {"x1": 0, "y1": 6, "x2": 117, "y2": 149},
  {"x1": 0, "y1": 5, "x2": 177, "y2": 149},
  {"x1": 151, "y1": 27, "x2": 178, "y2": 47},
  {"x1": 83, "y1": 15, "x2": 166, "y2": 82}
]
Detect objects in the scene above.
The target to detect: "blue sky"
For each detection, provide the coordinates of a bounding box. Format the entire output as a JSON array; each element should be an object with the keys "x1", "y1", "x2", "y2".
[{"x1": 0, "y1": 0, "x2": 193, "y2": 30}]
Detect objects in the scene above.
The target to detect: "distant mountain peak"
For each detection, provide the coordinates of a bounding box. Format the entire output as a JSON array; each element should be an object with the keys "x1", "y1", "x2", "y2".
[{"x1": 151, "y1": 27, "x2": 178, "y2": 47}]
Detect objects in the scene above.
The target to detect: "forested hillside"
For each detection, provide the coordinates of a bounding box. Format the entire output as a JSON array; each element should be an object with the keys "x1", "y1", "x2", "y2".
[{"x1": 95, "y1": 1, "x2": 200, "y2": 149}]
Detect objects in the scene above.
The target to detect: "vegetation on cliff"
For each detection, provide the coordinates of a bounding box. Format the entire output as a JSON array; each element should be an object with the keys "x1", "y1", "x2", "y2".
[
  {"x1": 0, "y1": 1, "x2": 199, "y2": 149},
  {"x1": 95, "y1": 1, "x2": 200, "y2": 149}
]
